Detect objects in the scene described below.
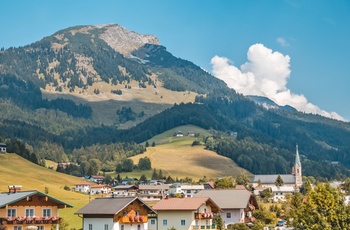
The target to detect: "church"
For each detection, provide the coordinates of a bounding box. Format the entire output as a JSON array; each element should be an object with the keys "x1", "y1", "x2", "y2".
[{"x1": 250, "y1": 145, "x2": 302, "y2": 188}]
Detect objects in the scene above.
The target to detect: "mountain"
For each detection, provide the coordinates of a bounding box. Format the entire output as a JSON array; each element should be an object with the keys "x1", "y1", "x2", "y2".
[
  {"x1": 1, "y1": 24, "x2": 350, "y2": 180},
  {"x1": 247, "y1": 95, "x2": 297, "y2": 111}
]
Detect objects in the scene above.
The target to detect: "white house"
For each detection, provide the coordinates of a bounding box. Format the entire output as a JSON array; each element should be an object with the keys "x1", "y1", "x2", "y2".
[
  {"x1": 75, "y1": 196, "x2": 156, "y2": 230},
  {"x1": 138, "y1": 184, "x2": 170, "y2": 202},
  {"x1": 0, "y1": 143, "x2": 6, "y2": 153},
  {"x1": 152, "y1": 197, "x2": 221, "y2": 230},
  {"x1": 75, "y1": 181, "x2": 91, "y2": 193},
  {"x1": 270, "y1": 186, "x2": 295, "y2": 202},
  {"x1": 90, "y1": 184, "x2": 112, "y2": 195},
  {"x1": 195, "y1": 189, "x2": 259, "y2": 228},
  {"x1": 113, "y1": 185, "x2": 138, "y2": 197},
  {"x1": 168, "y1": 183, "x2": 204, "y2": 197}
]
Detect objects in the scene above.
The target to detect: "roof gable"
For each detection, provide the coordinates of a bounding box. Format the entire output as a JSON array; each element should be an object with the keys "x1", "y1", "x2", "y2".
[
  {"x1": 195, "y1": 189, "x2": 252, "y2": 209},
  {"x1": 75, "y1": 197, "x2": 155, "y2": 215},
  {"x1": 152, "y1": 197, "x2": 220, "y2": 212},
  {"x1": 0, "y1": 190, "x2": 73, "y2": 208}
]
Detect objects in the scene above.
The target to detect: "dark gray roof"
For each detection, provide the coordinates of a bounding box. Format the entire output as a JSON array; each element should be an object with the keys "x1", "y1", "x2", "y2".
[
  {"x1": 194, "y1": 189, "x2": 252, "y2": 209},
  {"x1": 75, "y1": 197, "x2": 155, "y2": 215},
  {"x1": 251, "y1": 174, "x2": 296, "y2": 184},
  {"x1": 0, "y1": 190, "x2": 72, "y2": 208}
]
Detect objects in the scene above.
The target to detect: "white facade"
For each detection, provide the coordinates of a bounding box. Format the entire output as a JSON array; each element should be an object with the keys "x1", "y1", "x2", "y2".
[
  {"x1": 221, "y1": 209, "x2": 245, "y2": 227},
  {"x1": 270, "y1": 186, "x2": 295, "y2": 202},
  {"x1": 156, "y1": 204, "x2": 214, "y2": 230},
  {"x1": 75, "y1": 183, "x2": 91, "y2": 193},
  {"x1": 82, "y1": 218, "x2": 149, "y2": 230},
  {"x1": 168, "y1": 184, "x2": 204, "y2": 197}
]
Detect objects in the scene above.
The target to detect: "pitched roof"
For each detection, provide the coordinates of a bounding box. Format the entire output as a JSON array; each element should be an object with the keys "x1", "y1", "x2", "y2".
[
  {"x1": 138, "y1": 184, "x2": 170, "y2": 190},
  {"x1": 250, "y1": 174, "x2": 296, "y2": 184},
  {"x1": 0, "y1": 190, "x2": 73, "y2": 208},
  {"x1": 194, "y1": 189, "x2": 252, "y2": 209},
  {"x1": 75, "y1": 197, "x2": 155, "y2": 215},
  {"x1": 295, "y1": 145, "x2": 301, "y2": 167},
  {"x1": 152, "y1": 197, "x2": 220, "y2": 212}
]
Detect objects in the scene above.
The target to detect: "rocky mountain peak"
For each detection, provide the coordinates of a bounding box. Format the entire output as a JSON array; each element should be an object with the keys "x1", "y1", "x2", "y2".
[{"x1": 98, "y1": 24, "x2": 160, "y2": 57}]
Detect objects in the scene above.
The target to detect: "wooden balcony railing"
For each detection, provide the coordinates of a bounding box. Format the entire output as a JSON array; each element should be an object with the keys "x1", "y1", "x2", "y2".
[
  {"x1": 118, "y1": 215, "x2": 148, "y2": 223},
  {"x1": 1, "y1": 216, "x2": 61, "y2": 225},
  {"x1": 194, "y1": 212, "x2": 214, "y2": 219},
  {"x1": 192, "y1": 224, "x2": 217, "y2": 229}
]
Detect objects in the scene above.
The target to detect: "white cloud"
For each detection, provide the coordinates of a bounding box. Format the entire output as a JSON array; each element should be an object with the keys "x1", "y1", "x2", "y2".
[
  {"x1": 277, "y1": 37, "x2": 289, "y2": 47},
  {"x1": 211, "y1": 43, "x2": 345, "y2": 121}
]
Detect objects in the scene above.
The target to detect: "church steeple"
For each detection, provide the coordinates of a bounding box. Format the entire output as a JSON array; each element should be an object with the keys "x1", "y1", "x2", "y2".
[
  {"x1": 294, "y1": 145, "x2": 302, "y2": 186},
  {"x1": 295, "y1": 145, "x2": 301, "y2": 167}
]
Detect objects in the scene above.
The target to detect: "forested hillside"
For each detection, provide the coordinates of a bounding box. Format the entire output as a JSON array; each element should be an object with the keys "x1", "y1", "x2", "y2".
[{"x1": 1, "y1": 24, "x2": 350, "y2": 180}]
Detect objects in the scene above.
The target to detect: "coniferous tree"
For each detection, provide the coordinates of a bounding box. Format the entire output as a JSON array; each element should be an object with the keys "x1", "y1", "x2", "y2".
[{"x1": 275, "y1": 175, "x2": 284, "y2": 187}]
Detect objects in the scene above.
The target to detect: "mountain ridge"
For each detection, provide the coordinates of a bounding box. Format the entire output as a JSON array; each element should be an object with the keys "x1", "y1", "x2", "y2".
[{"x1": 1, "y1": 24, "x2": 350, "y2": 180}]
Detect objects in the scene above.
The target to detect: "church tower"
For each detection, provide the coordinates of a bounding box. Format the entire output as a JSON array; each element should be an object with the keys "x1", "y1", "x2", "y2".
[{"x1": 294, "y1": 145, "x2": 302, "y2": 187}]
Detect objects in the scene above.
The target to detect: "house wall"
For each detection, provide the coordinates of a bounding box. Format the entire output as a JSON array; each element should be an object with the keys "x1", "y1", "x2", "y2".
[
  {"x1": 82, "y1": 218, "x2": 149, "y2": 230},
  {"x1": 221, "y1": 209, "x2": 244, "y2": 227},
  {"x1": 157, "y1": 210, "x2": 195, "y2": 230}
]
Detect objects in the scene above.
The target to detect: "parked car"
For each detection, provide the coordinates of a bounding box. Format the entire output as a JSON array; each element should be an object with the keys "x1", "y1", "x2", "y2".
[{"x1": 276, "y1": 219, "x2": 287, "y2": 227}]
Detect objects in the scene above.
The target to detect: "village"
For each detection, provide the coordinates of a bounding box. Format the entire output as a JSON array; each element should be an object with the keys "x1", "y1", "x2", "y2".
[{"x1": 0, "y1": 146, "x2": 320, "y2": 230}]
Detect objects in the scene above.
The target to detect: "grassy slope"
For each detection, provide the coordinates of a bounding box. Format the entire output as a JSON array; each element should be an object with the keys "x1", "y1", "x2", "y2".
[
  {"x1": 121, "y1": 125, "x2": 251, "y2": 180},
  {"x1": 0, "y1": 154, "x2": 89, "y2": 229}
]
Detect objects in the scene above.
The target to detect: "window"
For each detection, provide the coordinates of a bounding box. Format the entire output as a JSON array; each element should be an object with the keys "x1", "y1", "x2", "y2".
[
  {"x1": 25, "y1": 208, "x2": 34, "y2": 217},
  {"x1": 121, "y1": 225, "x2": 124, "y2": 230},
  {"x1": 37, "y1": 227, "x2": 44, "y2": 230},
  {"x1": 137, "y1": 225, "x2": 141, "y2": 230},
  {"x1": 226, "y1": 212, "x2": 231, "y2": 218},
  {"x1": 104, "y1": 224, "x2": 108, "y2": 230},
  {"x1": 163, "y1": 219, "x2": 168, "y2": 226},
  {"x1": 150, "y1": 219, "x2": 156, "y2": 225},
  {"x1": 14, "y1": 227, "x2": 22, "y2": 230},
  {"x1": 136, "y1": 210, "x2": 140, "y2": 216},
  {"x1": 123, "y1": 210, "x2": 128, "y2": 216},
  {"x1": 7, "y1": 209, "x2": 16, "y2": 217},
  {"x1": 88, "y1": 224, "x2": 92, "y2": 230},
  {"x1": 181, "y1": 220, "x2": 186, "y2": 226},
  {"x1": 43, "y1": 208, "x2": 51, "y2": 217}
]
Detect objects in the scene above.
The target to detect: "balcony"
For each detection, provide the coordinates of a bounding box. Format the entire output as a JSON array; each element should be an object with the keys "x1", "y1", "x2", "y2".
[
  {"x1": 194, "y1": 212, "x2": 214, "y2": 219},
  {"x1": 118, "y1": 215, "x2": 148, "y2": 223},
  {"x1": 1, "y1": 216, "x2": 61, "y2": 225},
  {"x1": 192, "y1": 224, "x2": 217, "y2": 229}
]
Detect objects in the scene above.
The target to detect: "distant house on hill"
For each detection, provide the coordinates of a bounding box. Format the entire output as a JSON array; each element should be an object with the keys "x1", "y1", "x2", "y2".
[{"x1": 0, "y1": 143, "x2": 6, "y2": 153}]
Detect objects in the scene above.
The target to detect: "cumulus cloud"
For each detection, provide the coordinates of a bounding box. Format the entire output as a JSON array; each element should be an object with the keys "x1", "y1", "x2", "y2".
[{"x1": 211, "y1": 43, "x2": 345, "y2": 121}]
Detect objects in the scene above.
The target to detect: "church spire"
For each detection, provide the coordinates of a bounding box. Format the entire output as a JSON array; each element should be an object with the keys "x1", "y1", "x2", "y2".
[{"x1": 295, "y1": 145, "x2": 301, "y2": 167}]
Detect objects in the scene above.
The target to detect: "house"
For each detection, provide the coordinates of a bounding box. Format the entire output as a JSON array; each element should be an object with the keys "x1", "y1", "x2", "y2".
[
  {"x1": 251, "y1": 145, "x2": 302, "y2": 188},
  {"x1": 89, "y1": 175, "x2": 105, "y2": 184},
  {"x1": 168, "y1": 183, "x2": 204, "y2": 197},
  {"x1": 195, "y1": 189, "x2": 259, "y2": 228},
  {"x1": 0, "y1": 143, "x2": 6, "y2": 153},
  {"x1": 152, "y1": 197, "x2": 220, "y2": 230},
  {"x1": 121, "y1": 177, "x2": 139, "y2": 185},
  {"x1": 90, "y1": 184, "x2": 112, "y2": 195},
  {"x1": 75, "y1": 181, "x2": 92, "y2": 193},
  {"x1": 113, "y1": 185, "x2": 138, "y2": 197},
  {"x1": 75, "y1": 196, "x2": 156, "y2": 230},
  {"x1": 138, "y1": 184, "x2": 170, "y2": 202},
  {"x1": 270, "y1": 186, "x2": 295, "y2": 202},
  {"x1": 0, "y1": 187, "x2": 72, "y2": 230},
  {"x1": 204, "y1": 181, "x2": 215, "y2": 189}
]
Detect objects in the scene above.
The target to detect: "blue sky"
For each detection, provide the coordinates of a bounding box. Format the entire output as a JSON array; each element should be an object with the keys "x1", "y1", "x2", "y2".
[{"x1": 1, "y1": 0, "x2": 350, "y2": 121}]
